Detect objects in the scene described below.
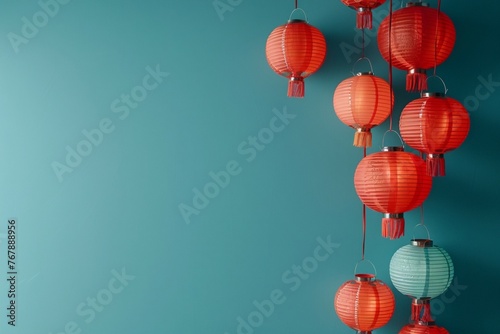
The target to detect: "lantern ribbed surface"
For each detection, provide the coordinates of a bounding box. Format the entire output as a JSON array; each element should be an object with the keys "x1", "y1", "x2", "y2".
[
  {"x1": 354, "y1": 148, "x2": 432, "y2": 239},
  {"x1": 399, "y1": 323, "x2": 449, "y2": 334},
  {"x1": 266, "y1": 19, "x2": 326, "y2": 98},
  {"x1": 334, "y1": 274, "x2": 395, "y2": 332},
  {"x1": 400, "y1": 94, "x2": 471, "y2": 177},
  {"x1": 390, "y1": 240, "x2": 454, "y2": 299},
  {"x1": 341, "y1": 0, "x2": 387, "y2": 29},
  {"x1": 333, "y1": 73, "x2": 393, "y2": 148},
  {"x1": 377, "y1": 4, "x2": 456, "y2": 91}
]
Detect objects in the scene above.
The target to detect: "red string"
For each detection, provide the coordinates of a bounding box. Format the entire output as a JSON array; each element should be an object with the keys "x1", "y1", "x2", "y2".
[
  {"x1": 419, "y1": 151, "x2": 425, "y2": 226},
  {"x1": 362, "y1": 28, "x2": 365, "y2": 59},
  {"x1": 388, "y1": 0, "x2": 394, "y2": 131},
  {"x1": 433, "y1": 0, "x2": 442, "y2": 76},
  {"x1": 362, "y1": 146, "x2": 367, "y2": 260}
]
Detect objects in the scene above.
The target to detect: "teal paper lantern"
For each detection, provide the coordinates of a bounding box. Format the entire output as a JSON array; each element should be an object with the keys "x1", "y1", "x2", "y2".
[{"x1": 390, "y1": 239, "x2": 454, "y2": 299}]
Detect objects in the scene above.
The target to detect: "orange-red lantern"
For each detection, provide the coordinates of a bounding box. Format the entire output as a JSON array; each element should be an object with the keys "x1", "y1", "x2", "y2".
[
  {"x1": 400, "y1": 92, "x2": 470, "y2": 176},
  {"x1": 266, "y1": 10, "x2": 326, "y2": 98},
  {"x1": 333, "y1": 72, "x2": 393, "y2": 147},
  {"x1": 354, "y1": 147, "x2": 432, "y2": 239},
  {"x1": 341, "y1": 0, "x2": 387, "y2": 29},
  {"x1": 335, "y1": 274, "x2": 395, "y2": 333},
  {"x1": 377, "y1": 3, "x2": 456, "y2": 91}
]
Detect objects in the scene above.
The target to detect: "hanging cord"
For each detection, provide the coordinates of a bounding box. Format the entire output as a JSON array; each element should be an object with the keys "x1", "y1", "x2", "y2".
[
  {"x1": 362, "y1": 28, "x2": 365, "y2": 59},
  {"x1": 388, "y1": 0, "x2": 394, "y2": 131},
  {"x1": 418, "y1": 151, "x2": 425, "y2": 227},
  {"x1": 361, "y1": 146, "x2": 367, "y2": 260},
  {"x1": 295, "y1": 0, "x2": 298, "y2": 9},
  {"x1": 433, "y1": 0, "x2": 442, "y2": 76}
]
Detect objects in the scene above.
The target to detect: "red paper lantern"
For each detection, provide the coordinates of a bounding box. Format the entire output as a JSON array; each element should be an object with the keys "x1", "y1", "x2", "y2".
[
  {"x1": 400, "y1": 93, "x2": 470, "y2": 176},
  {"x1": 333, "y1": 72, "x2": 393, "y2": 147},
  {"x1": 377, "y1": 3, "x2": 456, "y2": 91},
  {"x1": 335, "y1": 274, "x2": 395, "y2": 333},
  {"x1": 354, "y1": 147, "x2": 432, "y2": 239},
  {"x1": 266, "y1": 11, "x2": 326, "y2": 98},
  {"x1": 341, "y1": 0, "x2": 387, "y2": 29}
]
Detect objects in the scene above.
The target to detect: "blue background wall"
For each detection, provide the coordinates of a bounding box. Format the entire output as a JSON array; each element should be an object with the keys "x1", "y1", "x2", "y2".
[{"x1": 0, "y1": 0, "x2": 498, "y2": 333}]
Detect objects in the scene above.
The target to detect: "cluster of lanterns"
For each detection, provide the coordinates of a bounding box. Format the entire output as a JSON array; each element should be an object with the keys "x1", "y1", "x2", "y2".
[{"x1": 265, "y1": 0, "x2": 470, "y2": 333}]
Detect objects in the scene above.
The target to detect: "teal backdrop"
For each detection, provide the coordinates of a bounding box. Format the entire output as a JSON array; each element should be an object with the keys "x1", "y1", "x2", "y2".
[{"x1": 0, "y1": 0, "x2": 498, "y2": 333}]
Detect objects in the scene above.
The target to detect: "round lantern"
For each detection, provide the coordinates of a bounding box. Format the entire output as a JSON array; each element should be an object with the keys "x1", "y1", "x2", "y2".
[
  {"x1": 265, "y1": 9, "x2": 327, "y2": 98},
  {"x1": 335, "y1": 274, "x2": 395, "y2": 333},
  {"x1": 341, "y1": 0, "x2": 387, "y2": 29},
  {"x1": 377, "y1": 3, "x2": 456, "y2": 91},
  {"x1": 333, "y1": 72, "x2": 393, "y2": 148},
  {"x1": 354, "y1": 147, "x2": 432, "y2": 239},
  {"x1": 390, "y1": 239, "x2": 454, "y2": 299},
  {"x1": 400, "y1": 92, "x2": 471, "y2": 177},
  {"x1": 400, "y1": 322, "x2": 449, "y2": 334}
]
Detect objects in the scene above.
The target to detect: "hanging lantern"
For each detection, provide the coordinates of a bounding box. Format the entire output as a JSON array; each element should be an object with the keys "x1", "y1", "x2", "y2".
[
  {"x1": 335, "y1": 274, "x2": 395, "y2": 333},
  {"x1": 400, "y1": 92, "x2": 471, "y2": 176},
  {"x1": 377, "y1": 3, "x2": 456, "y2": 91},
  {"x1": 333, "y1": 72, "x2": 393, "y2": 148},
  {"x1": 340, "y1": 0, "x2": 387, "y2": 29},
  {"x1": 390, "y1": 239, "x2": 454, "y2": 299},
  {"x1": 265, "y1": 9, "x2": 327, "y2": 98},
  {"x1": 354, "y1": 147, "x2": 432, "y2": 239}
]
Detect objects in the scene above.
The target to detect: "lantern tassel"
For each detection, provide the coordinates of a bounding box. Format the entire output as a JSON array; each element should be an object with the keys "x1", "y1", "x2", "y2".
[
  {"x1": 382, "y1": 214, "x2": 405, "y2": 239},
  {"x1": 411, "y1": 301, "x2": 433, "y2": 322},
  {"x1": 354, "y1": 129, "x2": 372, "y2": 148},
  {"x1": 427, "y1": 154, "x2": 445, "y2": 177},
  {"x1": 406, "y1": 69, "x2": 427, "y2": 92},
  {"x1": 288, "y1": 77, "x2": 304, "y2": 98},
  {"x1": 356, "y1": 8, "x2": 373, "y2": 29}
]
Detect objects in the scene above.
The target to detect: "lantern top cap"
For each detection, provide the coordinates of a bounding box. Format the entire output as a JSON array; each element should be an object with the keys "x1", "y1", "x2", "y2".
[
  {"x1": 356, "y1": 71, "x2": 373, "y2": 76},
  {"x1": 382, "y1": 146, "x2": 404, "y2": 152},
  {"x1": 412, "y1": 297, "x2": 431, "y2": 304},
  {"x1": 411, "y1": 238, "x2": 434, "y2": 247},
  {"x1": 406, "y1": 2, "x2": 429, "y2": 7},
  {"x1": 355, "y1": 273, "x2": 375, "y2": 282},
  {"x1": 413, "y1": 320, "x2": 437, "y2": 326},
  {"x1": 288, "y1": 18, "x2": 306, "y2": 23},
  {"x1": 422, "y1": 92, "x2": 446, "y2": 98}
]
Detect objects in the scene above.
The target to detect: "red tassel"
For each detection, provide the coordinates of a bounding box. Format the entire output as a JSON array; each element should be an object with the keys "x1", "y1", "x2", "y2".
[
  {"x1": 356, "y1": 8, "x2": 373, "y2": 29},
  {"x1": 406, "y1": 69, "x2": 427, "y2": 92},
  {"x1": 381, "y1": 214, "x2": 405, "y2": 239},
  {"x1": 427, "y1": 154, "x2": 445, "y2": 177},
  {"x1": 354, "y1": 129, "x2": 372, "y2": 148},
  {"x1": 288, "y1": 77, "x2": 304, "y2": 98},
  {"x1": 412, "y1": 300, "x2": 433, "y2": 323},
  {"x1": 411, "y1": 303, "x2": 421, "y2": 322}
]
